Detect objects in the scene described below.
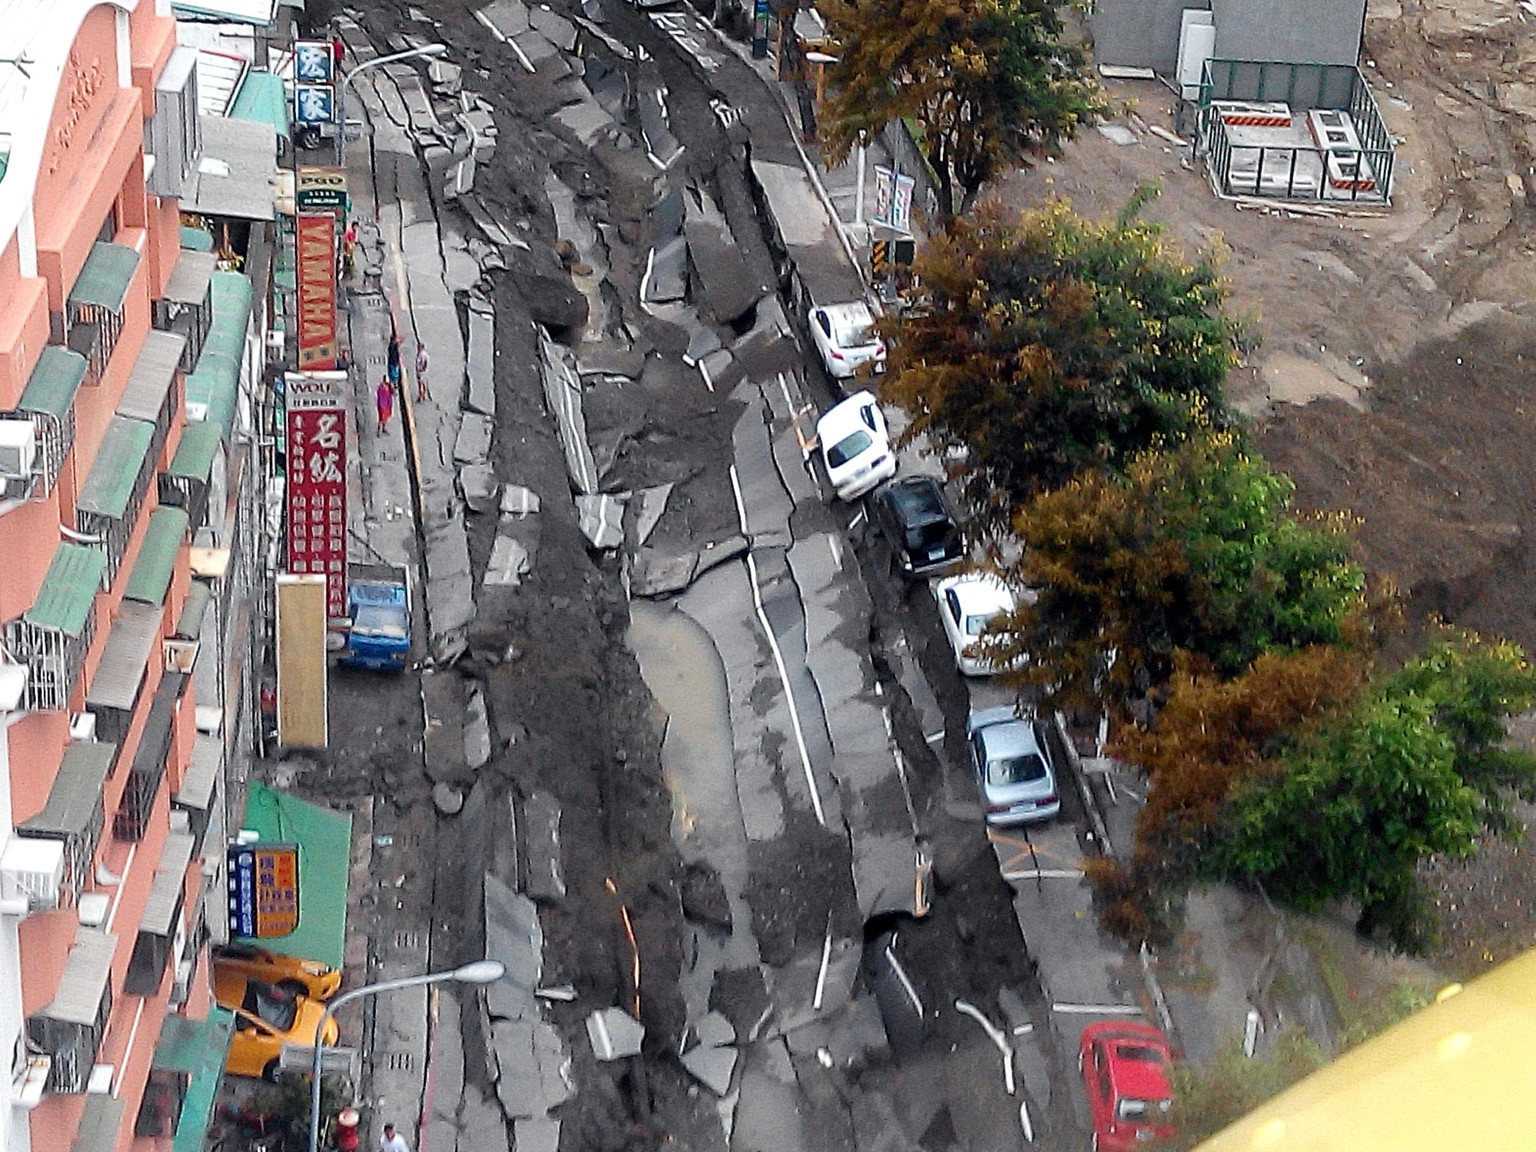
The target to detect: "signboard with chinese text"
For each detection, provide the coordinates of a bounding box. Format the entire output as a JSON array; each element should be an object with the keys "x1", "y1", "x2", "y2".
[
  {"x1": 296, "y1": 213, "x2": 338, "y2": 369},
  {"x1": 297, "y1": 167, "x2": 348, "y2": 213},
  {"x1": 294, "y1": 40, "x2": 336, "y2": 83},
  {"x1": 295, "y1": 84, "x2": 336, "y2": 125},
  {"x1": 227, "y1": 843, "x2": 301, "y2": 937},
  {"x1": 285, "y1": 371, "x2": 348, "y2": 619}
]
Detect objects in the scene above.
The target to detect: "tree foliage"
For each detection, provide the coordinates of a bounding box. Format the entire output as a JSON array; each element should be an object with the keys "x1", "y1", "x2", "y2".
[
  {"x1": 996, "y1": 433, "x2": 1366, "y2": 706},
  {"x1": 1212, "y1": 631, "x2": 1536, "y2": 948},
  {"x1": 881, "y1": 197, "x2": 1240, "y2": 520},
  {"x1": 820, "y1": 0, "x2": 1105, "y2": 216}
]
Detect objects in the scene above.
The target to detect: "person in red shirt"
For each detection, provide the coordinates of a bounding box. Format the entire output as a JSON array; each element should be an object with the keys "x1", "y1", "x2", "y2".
[{"x1": 375, "y1": 376, "x2": 394, "y2": 434}]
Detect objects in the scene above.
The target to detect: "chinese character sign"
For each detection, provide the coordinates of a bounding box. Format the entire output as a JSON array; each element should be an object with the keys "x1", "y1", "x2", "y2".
[
  {"x1": 285, "y1": 372, "x2": 349, "y2": 618},
  {"x1": 227, "y1": 843, "x2": 301, "y2": 938},
  {"x1": 294, "y1": 39, "x2": 335, "y2": 83},
  {"x1": 295, "y1": 84, "x2": 336, "y2": 125}
]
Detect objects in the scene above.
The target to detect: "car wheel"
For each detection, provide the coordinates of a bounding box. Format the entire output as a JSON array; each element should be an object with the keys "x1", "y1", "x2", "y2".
[
  {"x1": 262, "y1": 1059, "x2": 281, "y2": 1084},
  {"x1": 277, "y1": 979, "x2": 308, "y2": 999}
]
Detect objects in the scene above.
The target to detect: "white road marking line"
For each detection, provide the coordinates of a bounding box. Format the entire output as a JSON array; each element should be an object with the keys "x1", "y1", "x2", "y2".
[
  {"x1": 827, "y1": 534, "x2": 843, "y2": 569},
  {"x1": 731, "y1": 464, "x2": 826, "y2": 828},
  {"x1": 1051, "y1": 1003, "x2": 1144, "y2": 1015},
  {"x1": 886, "y1": 946, "x2": 924, "y2": 1019},
  {"x1": 924, "y1": 730, "x2": 945, "y2": 745}
]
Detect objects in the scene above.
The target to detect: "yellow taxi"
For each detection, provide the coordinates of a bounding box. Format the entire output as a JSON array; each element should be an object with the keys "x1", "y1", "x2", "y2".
[
  {"x1": 213, "y1": 944, "x2": 343, "y2": 1001},
  {"x1": 214, "y1": 966, "x2": 340, "y2": 1081}
]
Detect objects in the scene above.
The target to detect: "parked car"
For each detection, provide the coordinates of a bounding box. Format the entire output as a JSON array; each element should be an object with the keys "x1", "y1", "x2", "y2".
[
  {"x1": 873, "y1": 476, "x2": 964, "y2": 578},
  {"x1": 965, "y1": 705, "x2": 1060, "y2": 825},
  {"x1": 1078, "y1": 1021, "x2": 1176, "y2": 1152},
  {"x1": 934, "y1": 573, "x2": 1031, "y2": 676},
  {"x1": 213, "y1": 943, "x2": 342, "y2": 1001},
  {"x1": 214, "y1": 969, "x2": 340, "y2": 1081},
  {"x1": 808, "y1": 300, "x2": 887, "y2": 381},
  {"x1": 818, "y1": 390, "x2": 897, "y2": 501}
]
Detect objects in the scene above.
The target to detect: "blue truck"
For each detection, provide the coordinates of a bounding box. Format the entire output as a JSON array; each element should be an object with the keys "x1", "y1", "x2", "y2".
[{"x1": 338, "y1": 563, "x2": 411, "y2": 672}]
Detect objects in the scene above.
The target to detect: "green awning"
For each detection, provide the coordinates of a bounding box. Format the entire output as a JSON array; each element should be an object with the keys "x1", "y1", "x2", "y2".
[
  {"x1": 229, "y1": 71, "x2": 290, "y2": 140},
  {"x1": 70, "y1": 242, "x2": 141, "y2": 312},
  {"x1": 78, "y1": 416, "x2": 154, "y2": 519},
  {"x1": 186, "y1": 272, "x2": 253, "y2": 440},
  {"x1": 236, "y1": 782, "x2": 352, "y2": 969},
  {"x1": 18, "y1": 346, "x2": 88, "y2": 417},
  {"x1": 25, "y1": 543, "x2": 106, "y2": 635},
  {"x1": 180, "y1": 227, "x2": 215, "y2": 253},
  {"x1": 125, "y1": 507, "x2": 190, "y2": 606},
  {"x1": 156, "y1": 1009, "x2": 235, "y2": 1152},
  {"x1": 168, "y1": 420, "x2": 221, "y2": 483}
]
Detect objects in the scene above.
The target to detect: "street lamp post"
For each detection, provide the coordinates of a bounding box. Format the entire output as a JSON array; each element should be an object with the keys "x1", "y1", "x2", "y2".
[
  {"x1": 307, "y1": 959, "x2": 504, "y2": 1152},
  {"x1": 335, "y1": 43, "x2": 449, "y2": 168}
]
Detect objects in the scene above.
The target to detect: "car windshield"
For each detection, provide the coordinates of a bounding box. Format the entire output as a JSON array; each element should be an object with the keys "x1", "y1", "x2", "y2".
[
  {"x1": 1117, "y1": 1096, "x2": 1172, "y2": 1121},
  {"x1": 987, "y1": 753, "x2": 1047, "y2": 786},
  {"x1": 964, "y1": 612, "x2": 1000, "y2": 638},
  {"x1": 827, "y1": 430, "x2": 874, "y2": 468},
  {"x1": 834, "y1": 320, "x2": 877, "y2": 349},
  {"x1": 354, "y1": 605, "x2": 407, "y2": 637},
  {"x1": 245, "y1": 983, "x2": 298, "y2": 1032}
]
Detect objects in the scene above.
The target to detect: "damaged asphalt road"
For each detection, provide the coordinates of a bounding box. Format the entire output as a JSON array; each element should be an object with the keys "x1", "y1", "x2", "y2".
[{"x1": 312, "y1": 0, "x2": 1061, "y2": 1148}]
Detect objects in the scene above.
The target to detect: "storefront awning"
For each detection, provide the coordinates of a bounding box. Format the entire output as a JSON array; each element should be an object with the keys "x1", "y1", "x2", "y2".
[
  {"x1": 86, "y1": 599, "x2": 163, "y2": 713},
  {"x1": 119, "y1": 331, "x2": 186, "y2": 426},
  {"x1": 154, "y1": 1009, "x2": 235, "y2": 1152},
  {"x1": 70, "y1": 242, "x2": 141, "y2": 312},
  {"x1": 181, "y1": 115, "x2": 277, "y2": 221},
  {"x1": 229, "y1": 71, "x2": 290, "y2": 140},
  {"x1": 18, "y1": 346, "x2": 88, "y2": 417},
  {"x1": 78, "y1": 416, "x2": 154, "y2": 520},
  {"x1": 236, "y1": 781, "x2": 352, "y2": 968},
  {"x1": 125, "y1": 507, "x2": 190, "y2": 606},
  {"x1": 26, "y1": 544, "x2": 106, "y2": 636},
  {"x1": 19, "y1": 740, "x2": 117, "y2": 840}
]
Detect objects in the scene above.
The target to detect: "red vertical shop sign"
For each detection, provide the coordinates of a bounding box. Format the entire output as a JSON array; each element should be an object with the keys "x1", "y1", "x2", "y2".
[
  {"x1": 285, "y1": 371, "x2": 348, "y2": 619},
  {"x1": 296, "y1": 212, "x2": 338, "y2": 370}
]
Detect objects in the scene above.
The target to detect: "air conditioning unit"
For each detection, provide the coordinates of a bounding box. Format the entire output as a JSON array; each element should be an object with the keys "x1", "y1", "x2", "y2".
[
  {"x1": 169, "y1": 958, "x2": 194, "y2": 1009},
  {"x1": 185, "y1": 400, "x2": 209, "y2": 423},
  {"x1": 69, "y1": 712, "x2": 97, "y2": 742},
  {"x1": 0, "y1": 420, "x2": 36, "y2": 480},
  {"x1": 0, "y1": 837, "x2": 64, "y2": 913},
  {"x1": 13, "y1": 1055, "x2": 50, "y2": 1110},
  {"x1": 86, "y1": 1064, "x2": 113, "y2": 1095}
]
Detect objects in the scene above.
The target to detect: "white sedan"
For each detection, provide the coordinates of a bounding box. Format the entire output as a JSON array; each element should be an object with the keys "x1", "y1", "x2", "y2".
[
  {"x1": 934, "y1": 573, "x2": 1032, "y2": 676},
  {"x1": 817, "y1": 390, "x2": 897, "y2": 501},
  {"x1": 808, "y1": 301, "x2": 887, "y2": 381}
]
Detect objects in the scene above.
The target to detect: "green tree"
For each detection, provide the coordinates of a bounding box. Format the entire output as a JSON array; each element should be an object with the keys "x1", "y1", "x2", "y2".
[
  {"x1": 881, "y1": 197, "x2": 1240, "y2": 520},
  {"x1": 1212, "y1": 632, "x2": 1536, "y2": 948},
  {"x1": 996, "y1": 433, "x2": 1365, "y2": 706},
  {"x1": 819, "y1": 0, "x2": 1105, "y2": 217}
]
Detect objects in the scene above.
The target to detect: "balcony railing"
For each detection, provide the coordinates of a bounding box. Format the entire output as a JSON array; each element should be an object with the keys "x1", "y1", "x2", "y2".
[
  {"x1": 114, "y1": 671, "x2": 184, "y2": 842},
  {"x1": 77, "y1": 415, "x2": 156, "y2": 589},
  {"x1": 17, "y1": 741, "x2": 117, "y2": 907},
  {"x1": 27, "y1": 929, "x2": 115, "y2": 1095},
  {"x1": 6, "y1": 616, "x2": 94, "y2": 714}
]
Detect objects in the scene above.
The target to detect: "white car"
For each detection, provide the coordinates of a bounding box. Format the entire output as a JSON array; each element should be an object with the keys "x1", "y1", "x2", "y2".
[
  {"x1": 817, "y1": 390, "x2": 897, "y2": 501},
  {"x1": 934, "y1": 573, "x2": 1033, "y2": 676},
  {"x1": 809, "y1": 301, "x2": 887, "y2": 381}
]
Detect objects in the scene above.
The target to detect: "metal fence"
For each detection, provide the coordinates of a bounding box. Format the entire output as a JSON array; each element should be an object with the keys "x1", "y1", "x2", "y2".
[{"x1": 1198, "y1": 59, "x2": 1394, "y2": 204}]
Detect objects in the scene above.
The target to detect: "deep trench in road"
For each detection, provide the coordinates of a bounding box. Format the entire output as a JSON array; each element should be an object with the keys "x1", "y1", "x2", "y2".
[{"x1": 296, "y1": 0, "x2": 1062, "y2": 1147}]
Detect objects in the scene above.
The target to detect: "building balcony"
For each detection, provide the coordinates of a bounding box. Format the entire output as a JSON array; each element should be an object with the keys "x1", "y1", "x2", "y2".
[
  {"x1": 118, "y1": 330, "x2": 186, "y2": 465},
  {"x1": 26, "y1": 927, "x2": 115, "y2": 1094},
  {"x1": 77, "y1": 415, "x2": 157, "y2": 589},
  {"x1": 5, "y1": 345, "x2": 88, "y2": 501},
  {"x1": 126, "y1": 830, "x2": 196, "y2": 996},
  {"x1": 154, "y1": 249, "x2": 217, "y2": 374},
  {"x1": 16, "y1": 740, "x2": 118, "y2": 907},
  {"x1": 58, "y1": 241, "x2": 140, "y2": 390},
  {"x1": 114, "y1": 670, "x2": 187, "y2": 843},
  {"x1": 5, "y1": 543, "x2": 105, "y2": 712}
]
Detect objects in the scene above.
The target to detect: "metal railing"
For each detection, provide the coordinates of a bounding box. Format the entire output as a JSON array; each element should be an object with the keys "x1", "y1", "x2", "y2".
[{"x1": 5, "y1": 615, "x2": 95, "y2": 713}]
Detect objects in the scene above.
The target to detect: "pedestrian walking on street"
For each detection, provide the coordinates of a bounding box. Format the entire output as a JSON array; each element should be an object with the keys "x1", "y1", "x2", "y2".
[
  {"x1": 341, "y1": 220, "x2": 358, "y2": 281},
  {"x1": 375, "y1": 376, "x2": 394, "y2": 435},
  {"x1": 378, "y1": 1125, "x2": 408, "y2": 1152},
  {"x1": 414, "y1": 343, "x2": 430, "y2": 402},
  {"x1": 386, "y1": 329, "x2": 402, "y2": 389}
]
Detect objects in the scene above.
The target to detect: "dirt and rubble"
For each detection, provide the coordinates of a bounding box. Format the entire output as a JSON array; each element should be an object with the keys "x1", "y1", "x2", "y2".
[{"x1": 992, "y1": 0, "x2": 1536, "y2": 981}]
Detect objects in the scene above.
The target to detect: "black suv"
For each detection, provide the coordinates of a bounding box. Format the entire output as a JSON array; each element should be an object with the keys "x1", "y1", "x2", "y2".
[{"x1": 873, "y1": 476, "x2": 964, "y2": 578}]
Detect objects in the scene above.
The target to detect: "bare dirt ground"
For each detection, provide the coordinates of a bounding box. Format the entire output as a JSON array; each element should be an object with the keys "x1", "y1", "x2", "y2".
[{"x1": 996, "y1": 0, "x2": 1536, "y2": 982}]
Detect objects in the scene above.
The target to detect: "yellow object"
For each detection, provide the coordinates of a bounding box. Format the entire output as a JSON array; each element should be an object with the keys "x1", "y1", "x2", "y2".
[
  {"x1": 213, "y1": 966, "x2": 340, "y2": 1080},
  {"x1": 214, "y1": 944, "x2": 343, "y2": 1001},
  {"x1": 1193, "y1": 948, "x2": 1536, "y2": 1152}
]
